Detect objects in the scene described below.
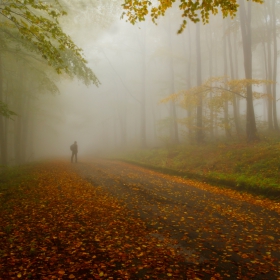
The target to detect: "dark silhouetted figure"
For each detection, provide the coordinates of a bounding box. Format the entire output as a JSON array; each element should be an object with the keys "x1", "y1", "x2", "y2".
[{"x1": 70, "y1": 141, "x2": 78, "y2": 163}]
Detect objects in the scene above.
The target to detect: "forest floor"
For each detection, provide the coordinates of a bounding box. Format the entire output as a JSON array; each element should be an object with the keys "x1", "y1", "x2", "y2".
[
  {"x1": 118, "y1": 139, "x2": 280, "y2": 200},
  {"x1": 0, "y1": 159, "x2": 280, "y2": 279}
]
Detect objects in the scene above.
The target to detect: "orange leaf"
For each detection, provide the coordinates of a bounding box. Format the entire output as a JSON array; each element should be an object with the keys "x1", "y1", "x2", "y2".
[{"x1": 58, "y1": 270, "x2": 65, "y2": 275}]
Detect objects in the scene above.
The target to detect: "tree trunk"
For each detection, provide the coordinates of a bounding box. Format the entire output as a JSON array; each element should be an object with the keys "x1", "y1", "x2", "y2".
[
  {"x1": 223, "y1": 21, "x2": 231, "y2": 139},
  {"x1": 264, "y1": 3, "x2": 274, "y2": 130},
  {"x1": 206, "y1": 23, "x2": 214, "y2": 138},
  {"x1": 271, "y1": 0, "x2": 279, "y2": 131},
  {"x1": 0, "y1": 54, "x2": 8, "y2": 165},
  {"x1": 184, "y1": 24, "x2": 194, "y2": 143},
  {"x1": 261, "y1": 36, "x2": 273, "y2": 130},
  {"x1": 227, "y1": 19, "x2": 242, "y2": 137},
  {"x1": 168, "y1": 16, "x2": 179, "y2": 144},
  {"x1": 139, "y1": 23, "x2": 147, "y2": 148},
  {"x1": 239, "y1": 0, "x2": 258, "y2": 141},
  {"x1": 118, "y1": 108, "x2": 127, "y2": 148},
  {"x1": 196, "y1": 22, "x2": 203, "y2": 144}
]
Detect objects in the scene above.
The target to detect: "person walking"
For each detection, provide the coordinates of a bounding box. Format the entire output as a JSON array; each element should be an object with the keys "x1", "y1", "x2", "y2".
[{"x1": 70, "y1": 141, "x2": 78, "y2": 163}]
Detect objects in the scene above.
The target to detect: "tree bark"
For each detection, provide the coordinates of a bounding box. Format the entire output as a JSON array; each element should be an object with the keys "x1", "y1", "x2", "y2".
[
  {"x1": 239, "y1": 0, "x2": 258, "y2": 141},
  {"x1": 206, "y1": 23, "x2": 214, "y2": 138},
  {"x1": 271, "y1": 0, "x2": 279, "y2": 131},
  {"x1": 264, "y1": 3, "x2": 274, "y2": 130},
  {"x1": 168, "y1": 16, "x2": 179, "y2": 144},
  {"x1": 223, "y1": 21, "x2": 231, "y2": 139},
  {"x1": 196, "y1": 22, "x2": 204, "y2": 144},
  {"x1": 184, "y1": 23, "x2": 194, "y2": 143},
  {"x1": 138, "y1": 23, "x2": 147, "y2": 148},
  {"x1": 0, "y1": 53, "x2": 8, "y2": 165},
  {"x1": 227, "y1": 19, "x2": 241, "y2": 137}
]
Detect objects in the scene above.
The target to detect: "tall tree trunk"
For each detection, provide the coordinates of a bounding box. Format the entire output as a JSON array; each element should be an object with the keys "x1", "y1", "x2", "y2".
[
  {"x1": 233, "y1": 31, "x2": 242, "y2": 135},
  {"x1": 184, "y1": 24, "x2": 194, "y2": 143},
  {"x1": 261, "y1": 37, "x2": 270, "y2": 127},
  {"x1": 196, "y1": 22, "x2": 203, "y2": 144},
  {"x1": 264, "y1": 3, "x2": 274, "y2": 130},
  {"x1": 206, "y1": 23, "x2": 214, "y2": 138},
  {"x1": 170, "y1": 101, "x2": 179, "y2": 144},
  {"x1": 14, "y1": 114, "x2": 22, "y2": 164},
  {"x1": 271, "y1": 0, "x2": 279, "y2": 131},
  {"x1": 118, "y1": 108, "x2": 127, "y2": 148},
  {"x1": 139, "y1": 24, "x2": 147, "y2": 148},
  {"x1": 168, "y1": 16, "x2": 179, "y2": 144},
  {"x1": 140, "y1": 64, "x2": 146, "y2": 147},
  {"x1": 223, "y1": 21, "x2": 231, "y2": 139},
  {"x1": 239, "y1": 0, "x2": 258, "y2": 141},
  {"x1": 21, "y1": 95, "x2": 31, "y2": 163},
  {"x1": 0, "y1": 54, "x2": 8, "y2": 165},
  {"x1": 227, "y1": 19, "x2": 242, "y2": 137}
]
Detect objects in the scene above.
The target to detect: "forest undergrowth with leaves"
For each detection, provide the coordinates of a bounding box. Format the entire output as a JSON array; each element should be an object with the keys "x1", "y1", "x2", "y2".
[
  {"x1": 0, "y1": 159, "x2": 280, "y2": 279},
  {"x1": 120, "y1": 135, "x2": 280, "y2": 200},
  {"x1": 0, "y1": 162, "x2": 188, "y2": 279}
]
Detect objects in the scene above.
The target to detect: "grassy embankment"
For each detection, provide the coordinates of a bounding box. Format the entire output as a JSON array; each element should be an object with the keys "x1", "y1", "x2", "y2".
[{"x1": 119, "y1": 138, "x2": 280, "y2": 200}]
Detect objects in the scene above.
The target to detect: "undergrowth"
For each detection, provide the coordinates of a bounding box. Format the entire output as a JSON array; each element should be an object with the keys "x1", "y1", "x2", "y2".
[
  {"x1": 0, "y1": 164, "x2": 37, "y2": 210},
  {"x1": 119, "y1": 138, "x2": 280, "y2": 200}
]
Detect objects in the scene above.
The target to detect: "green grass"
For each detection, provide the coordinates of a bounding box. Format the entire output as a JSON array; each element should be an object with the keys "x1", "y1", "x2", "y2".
[{"x1": 118, "y1": 139, "x2": 280, "y2": 200}]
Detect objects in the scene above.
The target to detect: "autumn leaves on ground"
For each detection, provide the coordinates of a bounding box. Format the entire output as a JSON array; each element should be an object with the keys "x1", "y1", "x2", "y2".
[{"x1": 0, "y1": 160, "x2": 280, "y2": 280}]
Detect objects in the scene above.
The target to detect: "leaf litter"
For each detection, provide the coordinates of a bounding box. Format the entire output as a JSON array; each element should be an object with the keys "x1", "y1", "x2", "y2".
[{"x1": 0, "y1": 160, "x2": 280, "y2": 279}]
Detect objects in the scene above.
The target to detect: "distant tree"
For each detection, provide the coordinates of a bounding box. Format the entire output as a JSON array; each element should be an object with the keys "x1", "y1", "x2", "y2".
[
  {"x1": 238, "y1": 0, "x2": 258, "y2": 141},
  {"x1": 167, "y1": 15, "x2": 179, "y2": 144},
  {"x1": 161, "y1": 77, "x2": 272, "y2": 141},
  {"x1": 222, "y1": 21, "x2": 231, "y2": 139},
  {"x1": 270, "y1": 0, "x2": 279, "y2": 131},
  {"x1": 225, "y1": 18, "x2": 242, "y2": 136},
  {"x1": 195, "y1": 22, "x2": 203, "y2": 144}
]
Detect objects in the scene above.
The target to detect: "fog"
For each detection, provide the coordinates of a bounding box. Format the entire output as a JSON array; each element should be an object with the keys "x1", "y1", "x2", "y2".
[{"x1": 1, "y1": 0, "x2": 280, "y2": 164}]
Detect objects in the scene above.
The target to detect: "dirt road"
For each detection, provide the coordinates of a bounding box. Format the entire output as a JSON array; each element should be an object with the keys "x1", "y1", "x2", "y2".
[
  {"x1": 73, "y1": 159, "x2": 280, "y2": 280},
  {"x1": 1, "y1": 159, "x2": 280, "y2": 279}
]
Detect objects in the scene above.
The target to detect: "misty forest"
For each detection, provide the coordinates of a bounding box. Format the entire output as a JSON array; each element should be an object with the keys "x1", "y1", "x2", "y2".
[{"x1": 1, "y1": 0, "x2": 280, "y2": 279}]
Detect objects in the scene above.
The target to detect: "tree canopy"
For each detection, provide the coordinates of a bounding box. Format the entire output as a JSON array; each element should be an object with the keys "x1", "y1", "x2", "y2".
[
  {"x1": 0, "y1": 0, "x2": 100, "y2": 86},
  {"x1": 121, "y1": 0, "x2": 263, "y2": 33}
]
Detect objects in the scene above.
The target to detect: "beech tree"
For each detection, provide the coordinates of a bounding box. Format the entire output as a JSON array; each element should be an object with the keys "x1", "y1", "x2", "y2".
[
  {"x1": 0, "y1": 0, "x2": 102, "y2": 164},
  {"x1": 0, "y1": 0, "x2": 100, "y2": 85},
  {"x1": 122, "y1": 0, "x2": 264, "y2": 143},
  {"x1": 160, "y1": 77, "x2": 272, "y2": 141},
  {"x1": 122, "y1": 0, "x2": 263, "y2": 33}
]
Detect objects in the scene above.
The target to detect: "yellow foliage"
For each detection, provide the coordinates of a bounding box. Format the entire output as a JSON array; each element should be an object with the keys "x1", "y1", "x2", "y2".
[
  {"x1": 160, "y1": 77, "x2": 273, "y2": 108},
  {"x1": 121, "y1": 0, "x2": 263, "y2": 33}
]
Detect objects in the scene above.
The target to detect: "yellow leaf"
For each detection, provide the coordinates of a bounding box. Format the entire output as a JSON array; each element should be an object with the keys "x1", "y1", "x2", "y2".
[
  {"x1": 69, "y1": 275, "x2": 75, "y2": 279},
  {"x1": 58, "y1": 270, "x2": 65, "y2": 275}
]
